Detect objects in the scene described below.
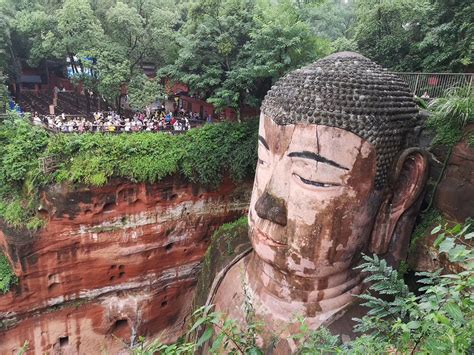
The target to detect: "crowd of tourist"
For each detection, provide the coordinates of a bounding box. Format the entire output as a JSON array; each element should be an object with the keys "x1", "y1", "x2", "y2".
[{"x1": 31, "y1": 109, "x2": 211, "y2": 133}]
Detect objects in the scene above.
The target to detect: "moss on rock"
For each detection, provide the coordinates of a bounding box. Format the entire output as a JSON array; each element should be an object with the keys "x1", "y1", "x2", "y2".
[{"x1": 193, "y1": 216, "x2": 250, "y2": 310}]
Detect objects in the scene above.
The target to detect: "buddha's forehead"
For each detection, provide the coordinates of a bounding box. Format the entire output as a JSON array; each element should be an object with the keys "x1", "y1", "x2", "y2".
[{"x1": 260, "y1": 113, "x2": 374, "y2": 169}]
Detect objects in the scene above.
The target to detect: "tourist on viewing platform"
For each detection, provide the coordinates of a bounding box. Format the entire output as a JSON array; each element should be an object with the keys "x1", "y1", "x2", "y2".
[
  {"x1": 30, "y1": 105, "x2": 202, "y2": 134},
  {"x1": 124, "y1": 119, "x2": 131, "y2": 132},
  {"x1": 32, "y1": 112, "x2": 42, "y2": 126}
]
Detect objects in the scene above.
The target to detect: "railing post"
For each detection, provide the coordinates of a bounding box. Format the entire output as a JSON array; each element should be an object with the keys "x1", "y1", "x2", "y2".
[{"x1": 413, "y1": 75, "x2": 420, "y2": 96}]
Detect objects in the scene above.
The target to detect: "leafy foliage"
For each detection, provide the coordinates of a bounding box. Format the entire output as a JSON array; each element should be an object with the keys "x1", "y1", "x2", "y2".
[
  {"x1": 410, "y1": 208, "x2": 443, "y2": 251},
  {"x1": 1, "y1": 0, "x2": 472, "y2": 109},
  {"x1": 7, "y1": 0, "x2": 183, "y2": 106},
  {"x1": 302, "y1": 0, "x2": 355, "y2": 41},
  {"x1": 162, "y1": 0, "x2": 330, "y2": 113},
  {"x1": 430, "y1": 220, "x2": 473, "y2": 265},
  {"x1": 131, "y1": 305, "x2": 264, "y2": 354},
  {"x1": 427, "y1": 86, "x2": 473, "y2": 146},
  {"x1": 0, "y1": 71, "x2": 8, "y2": 110},
  {"x1": 0, "y1": 112, "x2": 258, "y2": 228},
  {"x1": 47, "y1": 118, "x2": 257, "y2": 187},
  {"x1": 414, "y1": 0, "x2": 473, "y2": 72},
  {"x1": 352, "y1": 0, "x2": 428, "y2": 71},
  {"x1": 0, "y1": 111, "x2": 50, "y2": 228},
  {"x1": 292, "y1": 320, "x2": 341, "y2": 354},
  {"x1": 353, "y1": 222, "x2": 473, "y2": 354},
  {"x1": 351, "y1": 0, "x2": 473, "y2": 72},
  {"x1": 0, "y1": 251, "x2": 17, "y2": 293},
  {"x1": 127, "y1": 74, "x2": 164, "y2": 111}
]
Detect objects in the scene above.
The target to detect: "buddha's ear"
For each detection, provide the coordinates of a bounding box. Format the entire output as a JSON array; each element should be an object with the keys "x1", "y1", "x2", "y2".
[{"x1": 370, "y1": 148, "x2": 429, "y2": 255}]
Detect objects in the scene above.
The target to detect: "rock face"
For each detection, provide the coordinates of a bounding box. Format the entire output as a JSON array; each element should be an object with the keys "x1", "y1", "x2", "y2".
[
  {"x1": 408, "y1": 127, "x2": 474, "y2": 273},
  {"x1": 0, "y1": 176, "x2": 252, "y2": 354},
  {"x1": 434, "y1": 130, "x2": 474, "y2": 222}
]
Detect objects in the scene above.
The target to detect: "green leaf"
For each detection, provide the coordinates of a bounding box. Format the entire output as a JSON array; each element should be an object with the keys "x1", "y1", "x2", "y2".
[
  {"x1": 247, "y1": 347, "x2": 264, "y2": 355},
  {"x1": 209, "y1": 332, "x2": 225, "y2": 353},
  {"x1": 406, "y1": 320, "x2": 421, "y2": 329},
  {"x1": 438, "y1": 238, "x2": 455, "y2": 254},
  {"x1": 464, "y1": 232, "x2": 474, "y2": 240},
  {"x1": 433, "y1": 233, "x2": 446, "y2": 247},
  {"x1": 189, "y1": 316, "x2": 207, "y2": 333},
  {"x1": 444, "y1": 302, "x2": 464, "y2": 323},
  {"x1": 431, "y1": 225, "x2": 442, "y2": 234},
  {"x1": 450, "y1": 224, "x2": 462, "y2": 234},
  {"x1": 197, "y1": 327, "x2": 213, "y2": 347}
]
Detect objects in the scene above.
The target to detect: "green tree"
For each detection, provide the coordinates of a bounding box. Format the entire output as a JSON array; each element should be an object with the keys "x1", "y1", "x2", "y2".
[
  {"x1": 128, "y1": 73, "x2": 164, "y2": 110},
  {"x1": 166, "y1": 0, "x2": 328, "y2": 115},
  {"x1": 0, "y1": 0, "x2": 24, "y2": 99},
  {"x1": 351, "y1": 0, "x2": 472, "y2": 72},
  {"x1": 302, "y1": 0, "x2": 355, "y2": 41},
  {"x1": 15, "y1": 0, "x2": 104, "y2": 67},
  {"x1": 415, "y1": 0, "x2": 473, "y2": 72},
  {"x1": 352, "y1": 0, "x2": 429, "y2": 71},
  {"x1": 164, "y1": 0, "x2": 257, "y2": 108}
]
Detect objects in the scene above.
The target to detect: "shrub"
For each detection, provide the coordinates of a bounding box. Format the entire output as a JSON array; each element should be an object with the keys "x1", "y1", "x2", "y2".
[
  {"x1": 0, "y1": 251, "x2": 17, "y2": 293},
  {"x1": 427, "y1": 86, "x2": 473, "y2": 146}
]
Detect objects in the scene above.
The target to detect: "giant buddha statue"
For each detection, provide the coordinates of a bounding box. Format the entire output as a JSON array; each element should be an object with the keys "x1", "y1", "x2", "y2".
[{"x1": 211, "y1": 52, "x2": 428, "y2": 349}]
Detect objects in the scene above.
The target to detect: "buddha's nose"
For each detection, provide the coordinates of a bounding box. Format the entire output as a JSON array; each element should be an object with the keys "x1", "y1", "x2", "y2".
[{"x1": 254, "y1": 190, "x2": 288, "y2": 226}]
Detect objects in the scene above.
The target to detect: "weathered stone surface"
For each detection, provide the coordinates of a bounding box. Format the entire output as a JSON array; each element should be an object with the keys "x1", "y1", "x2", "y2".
[
  {"x1": 213, "y1": 52, "x2": 429, "y2": 351},
  {"x1": 408, "y1": 220, "x2": 467, "y2": 274},
  {"x1": 193, "y1": 217, "x2": 251, "y2": 310},
  {"x1": 0, "y1": 176, "x2": 252, "y2": 354},
  {"x1": 434, "y1": 128, "x2": 474, "y2": 222}
]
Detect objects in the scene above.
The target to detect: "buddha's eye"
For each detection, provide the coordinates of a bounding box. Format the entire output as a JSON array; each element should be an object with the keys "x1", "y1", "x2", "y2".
[
  {"x1": 293, "y1": 173, "x2": 340, "y2": 188},
  {"x1": 258, "y1": 157, "x2": 269, "y2": 168}
]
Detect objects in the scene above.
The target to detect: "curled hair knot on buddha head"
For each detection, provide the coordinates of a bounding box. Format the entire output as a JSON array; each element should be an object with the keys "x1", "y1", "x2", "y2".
[{"x1": 261, "y1": 51, "x2": 419, "y2": 189}]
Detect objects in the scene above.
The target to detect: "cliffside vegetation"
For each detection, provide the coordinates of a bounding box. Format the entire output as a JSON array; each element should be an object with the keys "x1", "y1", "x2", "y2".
[
  {"x1": 427, "y1": 87, "x2": 473, "y2": 146},
  {"x1": 0, "y1": 112, "x2": 258, "y2": 229},
  {"x1": 194, "y1": 216, "x2": 250, "y2": 309},
  {"x1": 0, "y1": 251, "x2": 17, "y2": 293}
]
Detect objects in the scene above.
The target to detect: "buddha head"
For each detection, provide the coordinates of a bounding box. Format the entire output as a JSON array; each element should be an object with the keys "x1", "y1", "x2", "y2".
[{"x1": 249, "y1": 52, "x2": 428, "y2": 285}]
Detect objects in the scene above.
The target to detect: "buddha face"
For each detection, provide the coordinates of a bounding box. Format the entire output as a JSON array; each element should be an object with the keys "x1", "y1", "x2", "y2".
[{"x1": 249, "y1": 113, "x2": 382, "y2": 278}]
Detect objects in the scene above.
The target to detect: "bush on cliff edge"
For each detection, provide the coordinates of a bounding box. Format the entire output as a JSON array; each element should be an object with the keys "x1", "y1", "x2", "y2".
[
  {"x1": 0, "y1": 112, "x2": 258, "y2": 229},
  {"x1": 0, "y1": 251, "x2": 17, "y2": 293}
]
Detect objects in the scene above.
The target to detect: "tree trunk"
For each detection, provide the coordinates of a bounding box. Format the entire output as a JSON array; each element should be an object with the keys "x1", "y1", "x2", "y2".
[
  {"x1": 9, "y1": 44, "x2": 22, "y2": 101},
  {"x1": 85, "y1": 91, "x2": 90, "y2": 115}
]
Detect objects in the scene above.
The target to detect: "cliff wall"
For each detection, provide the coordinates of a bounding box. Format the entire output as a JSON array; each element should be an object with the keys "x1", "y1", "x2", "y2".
[{"x1": 0, "y1": 176, "x2": 252, "y2": 354}]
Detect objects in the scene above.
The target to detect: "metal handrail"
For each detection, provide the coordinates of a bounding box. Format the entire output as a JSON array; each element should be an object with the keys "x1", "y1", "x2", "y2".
[{"x1": 390, "y1": 72, "x2": 473, "y2": 98}]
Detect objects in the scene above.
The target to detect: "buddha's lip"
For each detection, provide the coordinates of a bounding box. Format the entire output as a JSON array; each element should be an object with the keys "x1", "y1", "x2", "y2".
[{"x1": 253, "y1": 228, "x2": 288, "y2": 248}]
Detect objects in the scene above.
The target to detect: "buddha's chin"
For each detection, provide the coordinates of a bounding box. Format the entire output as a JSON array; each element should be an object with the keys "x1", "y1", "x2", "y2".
[{"x1": 251, "y1": 227, "x2": 288, "y2": 248}]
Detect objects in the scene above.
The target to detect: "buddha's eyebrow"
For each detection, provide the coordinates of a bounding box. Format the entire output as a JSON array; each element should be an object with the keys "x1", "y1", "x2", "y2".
[
  {"x1": 258, "y1": 135, "x2": 269, "y2": 150},
  {"x1": 288, "y1": 151, "x2": 349, "y2": 171}
]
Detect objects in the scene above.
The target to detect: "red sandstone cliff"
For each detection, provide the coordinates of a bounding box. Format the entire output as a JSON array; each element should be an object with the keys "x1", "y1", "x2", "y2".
[{"x1": 0, "y1": 176, "x2": 252, "y2": 354}]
